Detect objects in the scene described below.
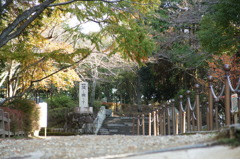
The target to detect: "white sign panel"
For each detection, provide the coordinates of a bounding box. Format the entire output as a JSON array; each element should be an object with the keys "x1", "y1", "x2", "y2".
[
  {"x1": 231, "y1": 94, "x2": 238, "y2": 113},
  {"x1": 79, "y1": 82, "x2": 88, "y2": 108},
  {"x1": 39, "y1": 102, "x2": 47, "y2": 127}
]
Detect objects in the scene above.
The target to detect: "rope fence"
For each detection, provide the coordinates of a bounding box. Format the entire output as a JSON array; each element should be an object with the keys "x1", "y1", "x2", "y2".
[{"x1": 132, "y1": 64, "x2": 240, "y2": 135}]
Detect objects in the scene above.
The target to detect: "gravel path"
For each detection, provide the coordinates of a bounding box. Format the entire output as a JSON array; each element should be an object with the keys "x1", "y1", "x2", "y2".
[{"x1": 0, "y1": 134, "x2": 215, "y2": 159}]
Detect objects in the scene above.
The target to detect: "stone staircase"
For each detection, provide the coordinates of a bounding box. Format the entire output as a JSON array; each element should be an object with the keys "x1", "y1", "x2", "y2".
[
  {"x1": 97, "y1": 116, "x2": 165, "y2": 135},
  {"x1": 98, "y1": 117, "x2": 134, "y2": 135}
]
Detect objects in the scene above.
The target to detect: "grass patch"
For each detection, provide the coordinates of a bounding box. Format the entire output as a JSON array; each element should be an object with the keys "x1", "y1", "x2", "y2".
[
  {"x1": 216, "y1": 126, "x2": 240, "y2": 147},
  {"x1": 218, "y1": 138, "x2": 240, "y2": 147},
  {"x1": 39, "y1": 132, "x2": 77, "y2": 136}
]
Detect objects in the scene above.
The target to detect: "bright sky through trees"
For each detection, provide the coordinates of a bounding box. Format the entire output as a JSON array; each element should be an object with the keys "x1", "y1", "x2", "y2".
[{"x1": 68, "y1": 16, "x2": 100, "y2": 34}]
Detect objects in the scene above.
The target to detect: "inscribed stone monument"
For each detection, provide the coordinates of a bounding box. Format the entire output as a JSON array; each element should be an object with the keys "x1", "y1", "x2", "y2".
[{"x1": 77, "y1": 82, "x2": 93, "y2": 114}]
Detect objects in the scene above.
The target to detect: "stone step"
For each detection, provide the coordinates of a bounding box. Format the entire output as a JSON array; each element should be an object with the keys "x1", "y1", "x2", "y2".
[
  {"x1": 98, "y1": 117, "x2": 135, "y2": 135},
  {"x1": 106, "y1": 117, "x2": 134, "y2": 120},
  {"x1": 98, "y1": 131, "x2": 110, "y2": 135},
  {"x1": 107, "y1": 123, "x2": 126, "y2": 127},
  {"x1": 99, "y1": 128, "x2": 108, "y2": 132},
  {"x1": 104, "y1": 120, "x2": 134, "y2": 124},
  {"x1": 99, "y1": 129, "x2": 133, "y2": 135}
]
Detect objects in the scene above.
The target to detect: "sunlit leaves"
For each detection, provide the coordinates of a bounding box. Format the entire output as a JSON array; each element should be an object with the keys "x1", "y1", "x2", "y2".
[
  {"x1": 0, "y1": 0, "x2": 162, "y2": 101},
  {"x1": 66, "y1": 0, "x2": 160, "y2": 63},
  {"x1": 101, "y1": 21, "x2": 155, "y2": 63}
]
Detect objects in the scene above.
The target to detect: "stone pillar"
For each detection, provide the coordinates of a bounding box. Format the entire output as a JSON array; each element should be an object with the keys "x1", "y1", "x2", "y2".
[{"x1": 78, "y1": 82, "x2": 93, "y2": 114}]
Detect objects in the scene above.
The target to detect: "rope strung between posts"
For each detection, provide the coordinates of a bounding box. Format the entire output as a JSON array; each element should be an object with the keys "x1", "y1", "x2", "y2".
[
  {"x1": 210, "y1": 84, "x2": 225, "y2": 99},
  {"x1": 167, "y1": 107, "x2": 171, "y2": 117},
  {"x1": 227, "y1": 75, "x2": 240, "y2": 92},
  {"x1": 192, "y1": 112, "x2": 197, "y2": 121},
  {"x1": 187, "y1": 97, "x2": 196, "y2": 111},
  {"x1": 138, "y1": 115, "x2": 143, "y2": 127},
  {"x1": 180, "y1": 101, "x2": 186, "y2": 112}
]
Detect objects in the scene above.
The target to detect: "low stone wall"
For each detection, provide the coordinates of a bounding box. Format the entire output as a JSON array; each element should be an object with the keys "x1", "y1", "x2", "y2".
[{"x1": 64, "y1": 112, "x2": 94, "y2": 134}]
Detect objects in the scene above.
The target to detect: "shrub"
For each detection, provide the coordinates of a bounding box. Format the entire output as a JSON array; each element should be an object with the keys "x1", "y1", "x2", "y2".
[
  {"x1": 48, "y1": 107, "x2": 70, "y2": 127},
  {"x1": 7, "y1": 98, "x2": 39, "y2": 135},
  {"x1": 93, "y1": 100, "x2": 102, "y2": 111},
  {"x1": 46, "y1": 95, "x2": 77, "y2": 127},
  {"x1": 46, "y1": 95, "x2": 77, "y2": 109}
]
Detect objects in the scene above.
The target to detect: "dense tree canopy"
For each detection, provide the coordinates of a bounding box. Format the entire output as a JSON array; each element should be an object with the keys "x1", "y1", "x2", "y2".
[
  {"x1": 1, "y1": 0, "x2": 238, "y2": 107},
  {"x1": 198, "y1": 0, "x2": 240, "y2": 55},
  {"x1": 0, "y1": 0, "x2": 160, "y2": 104}
]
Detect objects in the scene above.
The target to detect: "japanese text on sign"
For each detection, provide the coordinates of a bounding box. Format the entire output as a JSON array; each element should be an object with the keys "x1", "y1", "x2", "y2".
[{"x1": 79, "y1": 82, "x2": 88, "y2": 108}]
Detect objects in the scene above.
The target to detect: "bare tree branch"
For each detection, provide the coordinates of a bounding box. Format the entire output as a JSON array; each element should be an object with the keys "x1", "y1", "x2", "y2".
[
  {"x1": 0, "y1": 82, "x2": 34, "y2": 106},
  {"x1": 0, "y1": 53, "x2": 89, "y2": 106},
  {"x1": 49, "y1": 0, "x2": 124, "y2": 7},
  {"x1": 0, "y1": 0, "x2": 129, "y2": 48},
  {"x1": 31, "y1": 54, "x2": 88, "y2": 83}
]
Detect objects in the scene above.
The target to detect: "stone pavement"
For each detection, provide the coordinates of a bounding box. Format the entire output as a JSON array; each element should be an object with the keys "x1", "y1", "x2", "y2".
[
  {"x1": 121, "y1": 145, "x2": 240, "y2": 159},
  {"x1": 0, "y1": 134, "x2": 239, "y2": 159}
]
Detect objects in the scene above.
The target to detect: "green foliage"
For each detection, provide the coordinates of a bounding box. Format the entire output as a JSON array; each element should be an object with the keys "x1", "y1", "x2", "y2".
[
  {"x1": 139, "y1": 63, "x2": 182, "y2": 103},
  {"x1": 93, "y1": 100, "x2": 102, "y2": 111},
  {"x1": 49, "y1": 107, "x2": 69, "y2": 120},
  {"x1": 39, "y1": 128, "x2": 77, "y2": 136},
  {"x1": 146, "y1": 8, "x2": 169, "y2": 34},
  {"x1": 198, "y1": 0, "x2": 240, "y2": 55},
  {"x1": 48, "y1": 107, "x2": 70, "y2": 127},
  {"x1": 0, "y1": 0, "x2": 162, "y2": 106},
  {"x1": 135, "y1": 0, "x2": 211, "y2": 103},
  {"x1": 139, "y1": 65, "x2": 157, "y2": 103},
  {"x1": 168, "y1": 44, "x2": 205, "y2": 67},
  {"x1": 115, "y1": 71, "x2": 138, "y2": 104},
  {"x1": 46, "y1": 94, "x2": 77, "y2": 127},
  {"x1": 65, "y1": 0, "x2": 160, "y2": 64},
  {"x1": 47, "y1": 94, "x2": 77, "y2": 109},
  {"x1": 7, "y1": 98, "x2": 39, "y2": 134},
  {"x1": 39, "y1": 131, "x2": 76, "y2": 136},
  {"x1": 102, "y1": 21, "x2": 156, "y2": 63},
  {"x1": 218, "y1": 138, "x2": 240, "y2": 147},
  {"x1": 217, "y1": 128, "x2": 240, "y2": 147}
]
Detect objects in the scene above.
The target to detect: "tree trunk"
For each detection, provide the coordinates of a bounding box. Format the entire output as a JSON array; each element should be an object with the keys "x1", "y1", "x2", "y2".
[
  {"x1": 137, "y1": 73, "x2": 142, "y2": 112},
  {"x1": 90, "y1": 78, "x2": 96, "y2": 107}
]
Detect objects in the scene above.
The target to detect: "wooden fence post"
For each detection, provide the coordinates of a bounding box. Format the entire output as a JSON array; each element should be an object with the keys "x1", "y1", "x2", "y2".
[
  {"x1": 142, "y1": 114, "x2": 145, "y2": 135},
  {"x1": 163, "y1": 105, "x2": 166, "y2": 135},
  {"x1": 149, "y1": 112, "x2": 151, "y2": 136},
  {"x1": 224, "y1": 64, "x2": 231, "y2": 126},
  {"x1": 195, "y1": 84, "x2": 201, "y2": 131},
  {"x1": 153, "y1": 111, "x2": 157, "y2": 136},
  {"x1": 156, "y1": 110, "x2": 159, "y2": 136},
  {"x1": 176, "y1": 113, "x2": 179, "y2": 135},
  {"x1": 186, "y1": 90, "x2": 191, "y2": 132},
  {"x1": 208, "y1": 76, "x2": 214, "y2": 130},
  {"x1": 171, "y1": 99, "x2": 176, "y2": 135},
  {"x1": 137, "y1": 115, "x2": 140, "y2": 135}
]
